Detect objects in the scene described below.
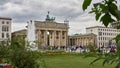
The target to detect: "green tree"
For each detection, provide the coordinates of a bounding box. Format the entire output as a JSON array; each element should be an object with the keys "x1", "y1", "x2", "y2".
[
  {"x1": 83, "y1": 0, "x2": 119, "y2": 27},
  {"x1": 0, "y1": 36, "x2": 40, "y2": 68},
  {"x1": 9, "y1": 36, "x2": 40, "y2": 68},
  {"x1": 82, "y1": 0, "x2": 120, "y2": 68},
  {"x1": 0, "y1": 41, "x2": 10, "y2": 63},
  {"x1": 88, "y1": 43, "x2": 96, "y2": 52}
]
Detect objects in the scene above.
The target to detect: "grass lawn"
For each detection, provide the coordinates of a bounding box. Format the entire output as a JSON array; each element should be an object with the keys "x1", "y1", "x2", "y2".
[{"x1": 38, "y1": 54, "x2": 115, "y2": 68}]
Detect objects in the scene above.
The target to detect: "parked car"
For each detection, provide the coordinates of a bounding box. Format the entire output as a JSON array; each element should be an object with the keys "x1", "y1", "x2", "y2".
[{"x1": 0, "y1": 64, "x2": 12, "y2": 68}]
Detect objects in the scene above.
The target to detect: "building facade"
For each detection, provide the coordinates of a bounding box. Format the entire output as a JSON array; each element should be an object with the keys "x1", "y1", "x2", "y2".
[
  {"x1": 68, "y1": 33, "x2": 97, "y2": 47},
  {"x1": 86, "y1": 26, "x2": 120, "y2": 47},
  {"x1": 34, "y1": 12, "x2": 69, "y2": 46},
  {"x1": 12, "y1": 12, "x2": 69, "y2": 46},
  {"x1": 110, "y1": 21, "x2": 120, "y2": 28},
  {"x1": 0, "y1": 17, "x2": 12, "y2": 41},
  {"x1": 12, "y1": 29, "x2": 27, "y2": 37},
  {"x1": 35, "y1": 21, "x2": 69, "y2": 46}
]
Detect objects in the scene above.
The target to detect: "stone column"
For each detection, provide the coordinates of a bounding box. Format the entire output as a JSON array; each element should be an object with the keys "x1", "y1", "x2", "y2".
[
  {"x1": 62, "y1": 31, "x2": 65, "y2": 46},
  {"x1": 78, "y1": 38, "x2": 79, "y2": 46},
  {"x1": 58, "y1": 31, "x2": 61, "y2": 46},
  {"x1": 38, "y1": 30, "x2": 41, "y2": 42},
  {"x1": 76, "y1": 38, "x2": 77, "y2": 45},
  {"x1": 60, "y1": 31, "x2": 62, "y2": 46},
  {"x1": 80, "y1": 38, "x2": 82, "y2": 45},
  {"x1": 54, "y1": 31, "x2": 56, "y2": 46},
  {"x1": 40, "y1": 30, "x2": 43, "y2": 46},
  {"x1": 82, "y1": 38, "x2": 83, "y2": 46},
  {"x1": 73, "y1": 38, "x2": 75, "y2": 45},
  {"x1": 49, "y1": 31, "x2": 54, "y2": 46},
  {"x1": 77, "y1": 38, "x2": 79, "y2": 45},
  {"x1": 66, "y1": 31, "x2": 68, "y2": 46},
  {"x1": 49, "y1": 31, "x2": 51, "y2": 46},
  {"x1": 51, "y1": 30, "x2": 54, "y2": 46},
  {"x1": 44, "y1": 30, "x2": 47, "y2": 46},
  {"x1": 71, "y1": 38, "x2": 73, "y2": 45}
]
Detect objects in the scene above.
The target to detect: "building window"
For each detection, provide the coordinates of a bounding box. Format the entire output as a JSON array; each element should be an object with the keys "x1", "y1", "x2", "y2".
[
  {"x1": 99, "y1": 43, "x2": 101, "y2": 46},
  {"x1": 56, "y1": 31, "x2": 59, "y2": 35},
  {"x1": 6, "y1": 27, "x2": 9, "y2": 31},
  {"x1": 7, "y1": 22, "x2": 9, "y2": 24},
  {"x1": 90, "y1": 30, "x2": 93, "y2": 33},
  {"x1": 99, "y1": 37, "x2": 101, "y2": 40},
  {"x1": 101, "y1": 37, "x2": 102, "y2": 40},
  {"x1": 99, "y1": 32, "x2": 102, "y2": 36},
  {"x1": 2, "y1": 33, "x2": 4, "y2": 38},
  {"x1": 62, "y1": 37, "x2": 65, "y2": 39},
  {"x1": 6, "y1": 33, "x2": 9, "y2": 38},
  {"x1": 2, "y1": 26, "x2": 5, "y2": 31},
  {"x1": 62, "y1": 32, "x2": 65, "y2": 35},
  {"x1": 2, "y1": 26, "x2": 9, "y2": 32},
  {"x1": 2, "y1": 21, "x2": 4, "y2": 24},
  {"x1": 56, "y1": 36, "x2": 59, "y2": 39},
  {"x1": 98, "y1": 29, "x2": 100, "y2": 31},
  {"x1": 41, "y1": 36, "x2": 44, "y2": 38},
  {"x1": 56, "y1": 31, "x2": 59, "y2": 39}
]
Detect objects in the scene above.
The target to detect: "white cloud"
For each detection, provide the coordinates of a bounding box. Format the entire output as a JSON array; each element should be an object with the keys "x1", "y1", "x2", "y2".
[
  {"x1": 0, "y1": 0, "x2": 104, "y2": 35},
  {"x1": 12, "y1": 22, "x2": 27, "y2": 32}
]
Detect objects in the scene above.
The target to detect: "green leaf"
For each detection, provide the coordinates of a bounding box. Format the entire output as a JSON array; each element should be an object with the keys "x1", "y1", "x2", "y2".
[
  {"x1": 93, "y1": 3, "x2": 100, "y2": 8},
  {"x1": 102, "y1": 57, "x2": 111, "y2": 66},
  {"x1": 82, "y1": 0, "x2": 92, "y2": 11},
  {"x1": 116, "y1": 40, "x2": 120, "y2": 57},
  {"x1": 108, "y1": 3, "x2": 118, "y2": 19},
  {"x1": 114, "y1": 34, "x2": 120, "y2": 43},
  {"x1": 90, "y1": 57, "x2": 101, "y2": 65},
  {"x1": 116, "y1": 24, "x2": 120, "y2": 29},
  {"x1": 99, "y1": 4, "x2": 107, "y2": 13},
  {"x1": 100, "y1": 13, "x2": 115, "y2": 27},
  {"x1": 89, "y1": 11, "x2": 94, "y2": 13},
  {"x1": 108, "y1": 3, "x2": 118, "y2": 13},
  {"x1": 95, "y1": 13, "x2": 101, "y2": 21},
  {"x1": 89, "y1": 8, "x2": 97, "y2": 13},
  {"x1": 110, "y1": 57, "x2": 119, "y2": 64},
  {"x1": 109, "y1": 0, "x2": 116, "y2": 3},
  {"x1": 115, "y1": 10, "x2": 120, "y2": 20},
  {"x1": 115, "y1": 62, "x2": 120, "y2": 68}
]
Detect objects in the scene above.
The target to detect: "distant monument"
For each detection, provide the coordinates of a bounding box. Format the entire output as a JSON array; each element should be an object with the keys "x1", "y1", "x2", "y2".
[
  {"x1": 27, "y1": 20, "x2": 38, "y2": 50},
  {"x1": 12, "y1": 12, "x2": 69, "y2": 48},
  {"x1": 45, "y1": 11, "x2": 55, "y2": 22}
]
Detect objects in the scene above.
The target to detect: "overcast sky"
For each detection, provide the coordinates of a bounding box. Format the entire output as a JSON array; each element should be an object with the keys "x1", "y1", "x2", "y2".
[{"x1": 0, "y1": 0, "x2": 105, "y2": 35}]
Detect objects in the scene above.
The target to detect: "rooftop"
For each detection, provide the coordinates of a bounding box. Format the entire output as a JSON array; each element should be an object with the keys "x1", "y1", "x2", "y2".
[
  {"x1": 0, "y1": 17, "x2": 12, "y2": 20},
  {"x1": 69, "y1": 33, "x2": 96, "y2": 37},
  {"x1": 86, "y1": 26, "x2": 117, "y2": 29}
]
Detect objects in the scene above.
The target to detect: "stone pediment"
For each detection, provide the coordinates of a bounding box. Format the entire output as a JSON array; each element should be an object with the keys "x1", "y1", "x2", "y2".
[{"x1": 35, "y1": 21, "x2": 68, "y2": 29}]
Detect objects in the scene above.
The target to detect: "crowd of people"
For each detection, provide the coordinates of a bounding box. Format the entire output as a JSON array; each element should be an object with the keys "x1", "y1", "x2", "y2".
[
  {"x1": 41, "y1": 44, "x2": 117, "y2": 54},
  {"x1": 98, "y1": 45, "x2": 116, "y2": 54}
]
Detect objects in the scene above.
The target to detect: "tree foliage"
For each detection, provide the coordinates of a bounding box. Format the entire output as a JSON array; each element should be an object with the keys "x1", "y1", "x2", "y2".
[
  {"x1": 0, "y1": 42, "x2": 10, "y2": 63},
  {"x1": 83, "y1": 0, "x2": 120, "y2": 27},
  {"x1": 0, "y1": 36, "x2": 40, "y2": 68},
  {"x1": 9, "y1": 36, "x2": 40, "y2": 68},
  {"x1": 82, "y1": 0, "x2": 120, "y2": 68},
  {"x1": 88, "y1": 43, "x2": 96, "y2": 52},
  {"x1": 82, "y1": 0, "x2": 92, "y2": 11}
]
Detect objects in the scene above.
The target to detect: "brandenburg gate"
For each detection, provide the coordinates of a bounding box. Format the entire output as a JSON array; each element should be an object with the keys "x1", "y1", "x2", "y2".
[{"x1": 35, "y1": 12, "x2": 69, "y2": 46}]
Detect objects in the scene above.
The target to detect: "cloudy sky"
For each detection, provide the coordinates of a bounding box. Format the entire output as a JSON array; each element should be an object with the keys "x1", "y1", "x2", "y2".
[{"x1": 0, "y1": 0, "x2": 104, "y2": 35}]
